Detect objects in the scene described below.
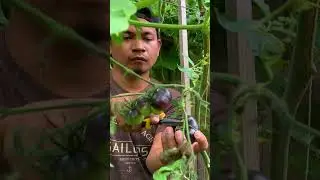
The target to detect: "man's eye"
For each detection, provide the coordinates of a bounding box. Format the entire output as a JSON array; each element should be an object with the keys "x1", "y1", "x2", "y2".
[
  {"x1": 144, "y1": 37, "x2": 153, "y2": 41},
  {"x1": 123, "y1": 36, "x2": 133, "y2": 40}
]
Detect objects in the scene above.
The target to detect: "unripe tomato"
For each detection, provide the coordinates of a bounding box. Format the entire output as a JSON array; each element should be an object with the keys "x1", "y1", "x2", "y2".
[
  {"x1": 150, "y1": 106, "x2": 163, "y2": 114},
  {"x1": 126, "y1": 109, "x2": 144, "y2": 125},
  {"x1": 135, "y1": 97, "x2": 151, "y2": 116}
]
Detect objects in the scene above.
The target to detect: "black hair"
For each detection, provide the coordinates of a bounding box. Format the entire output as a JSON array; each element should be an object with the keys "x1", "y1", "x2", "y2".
[
  {"x1": 135, "y1": 7, "x2": 160, "y2": 38},
  {"x1": 135, "y1": 7, "x2": 160, "y2": 23}
]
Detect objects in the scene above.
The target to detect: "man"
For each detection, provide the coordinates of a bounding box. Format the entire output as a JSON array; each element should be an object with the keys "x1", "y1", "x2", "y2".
[{"x1": 110, "y1": 7, "x2": 208, "y2": 179}]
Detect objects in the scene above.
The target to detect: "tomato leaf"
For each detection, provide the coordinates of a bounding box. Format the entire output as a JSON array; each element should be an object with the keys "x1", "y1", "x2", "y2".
[
  {"x1": 214, "y1": 8, "x2": 259, "y2": 33},
  {"x1": 153, "y1": 157, "x2": 187, "y2": 180},
  {"x1": 110, "y1": 116, "x2": 117, "y2": 136},
  {"x1": 110, "y1": 0, "x2": 137, "y2": 35}
]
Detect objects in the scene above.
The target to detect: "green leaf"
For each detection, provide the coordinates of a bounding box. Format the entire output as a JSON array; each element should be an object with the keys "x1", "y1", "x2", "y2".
[
  {"x1": 177, "y1": 65, "x2": 199, "y2": 80},
  {"x1": 214, "y1": 9, "x2": 285, "y2": 58},
  {"x1": 214, "y1": 8, "x2": 259, "y2": 33},
  {"x1": 111, "y1": 33, "x2": 124, "y2": 44},
  {"x1": 253, "y1": 0, "x2": 271, "y2": 16},
  {"x1": 290, "y1": 126, "x2": 314, "y2": 145},
  {"x1": 110, "y1": 0, "x2": 137, "y2": 35},
  {"x1": 187, "y1": 56, "x2": 195, "y2": 66},
  {"x1": 153, "y1": 157, "x2": 187, "y2": 180},
  {"x1": 246, "y1": 30, "x2": 285, "y2": 58},
  {"x1": 110, "y1": 116, "x2": 117, "y2": 136}
]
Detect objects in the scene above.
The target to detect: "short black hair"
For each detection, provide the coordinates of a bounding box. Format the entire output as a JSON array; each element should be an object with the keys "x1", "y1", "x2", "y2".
[
  {"x1": 135, "y1": 7, "x2": 160, "y2": 37},
  {"x1": 135, "y1": 7, "x2": 160, "y2": 23}
]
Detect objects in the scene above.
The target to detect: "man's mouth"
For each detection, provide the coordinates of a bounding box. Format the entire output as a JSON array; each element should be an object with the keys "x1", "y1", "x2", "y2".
[{"x1": 130, "y1": 57, "x2": 147, "y2": 62}]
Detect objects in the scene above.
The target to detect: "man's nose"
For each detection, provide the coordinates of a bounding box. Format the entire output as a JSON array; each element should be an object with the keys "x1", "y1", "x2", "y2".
[{"x1": 132, "y1": 40, "x2": 146, "y2": 53}]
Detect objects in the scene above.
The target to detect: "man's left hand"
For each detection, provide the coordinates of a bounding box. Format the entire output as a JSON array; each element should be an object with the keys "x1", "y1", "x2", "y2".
[{"x1": 159, "y1": 125, "x2": 208, "y2": 164}]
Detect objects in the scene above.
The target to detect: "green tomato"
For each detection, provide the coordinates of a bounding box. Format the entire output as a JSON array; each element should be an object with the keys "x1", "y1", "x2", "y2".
[
  {"x1": 126, "y1": 109, "x2": 144, "y2": 125},
  {"x1": 139, "y1": 103, "x2": 152, "y2": 116},
  {"x1": 151, "y1": 106, "x2": 163, "y2": 114}
]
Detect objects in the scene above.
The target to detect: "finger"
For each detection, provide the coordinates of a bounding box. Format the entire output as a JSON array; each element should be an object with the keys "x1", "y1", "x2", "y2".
[
  {"x1": 149, "y1": 114, "x2": 160, "y2": 124},
  {"x1": 174, "y1": 130, "x2": 185, "y2": 146},
  {"x1": 174, "y1": 130, "x2": 194, "y2": 156},
  {"x1": 192, "y1": 130, "x2": 209, "y2": 153},
  {"x1": 161, "y1": 126, "x2": 177, "y2": 150}
]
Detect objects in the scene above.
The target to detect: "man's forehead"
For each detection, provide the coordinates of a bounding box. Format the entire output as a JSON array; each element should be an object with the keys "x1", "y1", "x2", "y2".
[
  {"x1": 126, "y1": 26, "x2": 157, "y2": 34},
  {"x1": 125, "y1": 18, "x2": 157, "y2": 35}
]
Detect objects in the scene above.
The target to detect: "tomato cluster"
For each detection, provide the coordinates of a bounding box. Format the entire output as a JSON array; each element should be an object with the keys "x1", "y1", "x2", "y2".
[{"x1": 125, "y1": 88, "x2": 172, "y2": 125}]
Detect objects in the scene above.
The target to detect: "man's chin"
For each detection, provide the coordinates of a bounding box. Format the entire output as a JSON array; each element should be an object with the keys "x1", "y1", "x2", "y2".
[
  {"x1": 133, "y1": 69, "x2": 145, "y2": 75},
  {"x1": 129, "y1": 68, "x2": 147, "y2": 75}
]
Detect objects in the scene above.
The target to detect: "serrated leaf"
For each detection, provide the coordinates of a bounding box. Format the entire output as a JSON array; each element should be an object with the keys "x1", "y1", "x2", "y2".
[
  {"x1": 153, "y1": 157, "x2": 187, "y2": 180},
  {"x1": 110, "y1": 0, "x2": 137, "y2": 35},
  {"x1": 246, "y1": 30, "x2": 285, "y2": 57},
  {"x1": 177, "y1": 65, "x2": 199, "y2": 80}
]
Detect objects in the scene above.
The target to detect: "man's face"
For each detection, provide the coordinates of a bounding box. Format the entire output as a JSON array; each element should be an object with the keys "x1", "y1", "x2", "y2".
[
  {"x1": 110, "y1": 18, "x2": 161, "y2": 75},
  {"x1": 15, "y1": 0, "x2": 109, "y2": 44}
]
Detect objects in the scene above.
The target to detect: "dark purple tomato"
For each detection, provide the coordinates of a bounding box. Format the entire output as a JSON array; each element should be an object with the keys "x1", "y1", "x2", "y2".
[
  {"x1": 151, "y1": 88, "x2": 172, "y2": 110},
  {"x1": 188, "y1": 116, "x2": 199, "y2": 137},
  {"x1": 136, "y1": 97, "x2": 148, "y2": 109}
]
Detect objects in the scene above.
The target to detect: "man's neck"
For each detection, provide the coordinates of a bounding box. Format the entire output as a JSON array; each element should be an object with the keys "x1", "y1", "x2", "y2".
[
  {"x1": 5, "y1": 19, "x2": 109, "y2": 98},
  {"x1": 111, "y1": 67, "x2": 151, "y2": 93}
]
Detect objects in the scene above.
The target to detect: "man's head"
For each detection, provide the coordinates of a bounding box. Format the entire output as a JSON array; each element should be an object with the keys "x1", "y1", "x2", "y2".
[{"x1": 110, "y1": 8, "x2": 161, "y2": 75}]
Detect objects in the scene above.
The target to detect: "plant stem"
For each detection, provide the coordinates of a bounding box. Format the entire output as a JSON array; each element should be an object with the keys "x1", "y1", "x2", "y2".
[
  {"x1": 260, "y1": 0, "x2": 295, "y2": 24},
  {"x1": 112, "y1": 93, "x2": 144, "y2": 98},
  {"x1": 129, "y1": 19, "x2": 204, "y2": 30},
  {"x1": 271, "y1": 4, "x2": 317, "y2": 180},
  {"x1": 0, "y1": 100, "x2": 107, "y2": 117}
]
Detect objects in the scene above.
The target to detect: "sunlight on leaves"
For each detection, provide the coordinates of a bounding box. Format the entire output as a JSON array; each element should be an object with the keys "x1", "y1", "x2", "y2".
[{"x1": 110, "y1": 0, "x2": 137, "y2": 35}]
